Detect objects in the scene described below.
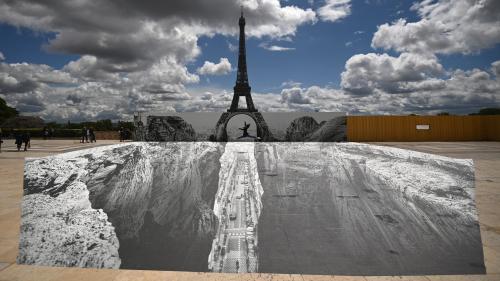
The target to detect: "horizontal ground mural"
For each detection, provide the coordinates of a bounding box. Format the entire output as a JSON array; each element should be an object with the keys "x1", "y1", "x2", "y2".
[{"x1": 19, "y1": 142, "x2": 485, "y2": 275}]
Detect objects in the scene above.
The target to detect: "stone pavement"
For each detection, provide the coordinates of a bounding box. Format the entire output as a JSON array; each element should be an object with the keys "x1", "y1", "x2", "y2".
[{"x1": 0, "y1": 140, "x2": 499, "y2": 280}]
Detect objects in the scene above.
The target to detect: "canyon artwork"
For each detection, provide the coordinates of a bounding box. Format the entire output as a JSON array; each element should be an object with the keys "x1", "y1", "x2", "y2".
[{"x1": 18, "y1": 141, "x2": 485, "y2": 275}]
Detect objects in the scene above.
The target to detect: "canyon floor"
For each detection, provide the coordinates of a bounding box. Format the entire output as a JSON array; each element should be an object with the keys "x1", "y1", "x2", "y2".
[{"x1": 0, "y1": 140, "x2": 500, "y2": 280}]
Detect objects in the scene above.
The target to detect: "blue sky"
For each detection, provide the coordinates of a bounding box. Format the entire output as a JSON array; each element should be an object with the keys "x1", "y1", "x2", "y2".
[
  {"x1": 0, "y1": 0, "x2": 499, "y2": 121},
  {"x1": 0, "y1": 0, "x2": 423, "y2": 91},
  {"x1": 193, "y1": 0, "x2": 419, "y2": 91}
]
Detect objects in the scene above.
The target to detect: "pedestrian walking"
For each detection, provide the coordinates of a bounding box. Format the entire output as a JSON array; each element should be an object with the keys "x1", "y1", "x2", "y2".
[
  {"x1": 22, "y1": 132, "x2": 31, "y2": 151},
  {"x1": 43, "y1": 127, "x2": 49, "y2": 140},
  {"x1": 15, "y1": 133, "x2": 23, "y2": 151},
  {"x1": 81, "y1": 127, "x2": 87, "y2": 143},
  {"x1": 119, "y1": 127, "x2": 124, "y2": 142},
  {"x1": 89, "y1": 127, "x2": 96, "y2": 143},
  {"x1": 0, "y1": 128, "x2": 3, "y2": 153},
  {"x1": 86, "y1": 127, "x2": 91, "y2": 143}
]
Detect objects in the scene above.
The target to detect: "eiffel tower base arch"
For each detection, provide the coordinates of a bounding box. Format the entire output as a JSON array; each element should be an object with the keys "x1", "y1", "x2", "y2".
[{"x1": 214, "y1": 112, "x2": 274, "y2": 142}]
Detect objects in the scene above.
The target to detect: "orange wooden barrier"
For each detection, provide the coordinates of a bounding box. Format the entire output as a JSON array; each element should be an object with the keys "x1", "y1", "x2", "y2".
[{"x1": 347, "y1": 115, "x2": 500, "y2": 141}]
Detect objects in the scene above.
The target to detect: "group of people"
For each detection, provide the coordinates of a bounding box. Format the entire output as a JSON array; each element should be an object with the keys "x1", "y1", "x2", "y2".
[
  {"x1": 81, "y1": 127, "x2": 96, "y2": 143},
  {"x1": 14, "y1": 132, "x2": 31, "y2": 152},
  {"x1": 42, "y1": 127, "x2": 55, "y2": 140},
  {"x1": 118, "y1": 127, "x2": 129, "y2": 142},
  {"x1": 0, "y1": 129, "x2": 31, "y2": 152}
]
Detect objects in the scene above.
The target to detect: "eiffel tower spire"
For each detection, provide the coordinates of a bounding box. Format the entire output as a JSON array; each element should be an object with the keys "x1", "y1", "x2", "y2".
[{"x1": 229, "y1": 7, "x2": 257, "y2": 112}]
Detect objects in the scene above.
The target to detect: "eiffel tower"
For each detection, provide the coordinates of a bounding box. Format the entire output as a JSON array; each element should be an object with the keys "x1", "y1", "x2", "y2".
[
  {"x1": 214, "y1": 8, "x2": 273, "y2": 141},
  {"x1": 229, "y1": 8, "x2": 256, "y2": 112}
]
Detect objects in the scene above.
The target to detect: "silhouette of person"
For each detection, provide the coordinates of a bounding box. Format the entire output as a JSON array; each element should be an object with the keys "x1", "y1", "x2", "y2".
[
  {"x1": 119, "y1": 127, "x2": 124, "y2": 142},
  {"x1": 237, "y1": 121, "x2": 256, "y2": 139},
  {"x1": 81, "y1": 127, "x2": 87, "y2": 143},
  {"x1": 89, "y1": 127, "x2": 96, "y2": 143},
  {"x1": 15, "y1": 132, "x2": 23, "y2": 151},
  {"x1": 22, "y1": 132, "x2": 30, "y2": 151}
]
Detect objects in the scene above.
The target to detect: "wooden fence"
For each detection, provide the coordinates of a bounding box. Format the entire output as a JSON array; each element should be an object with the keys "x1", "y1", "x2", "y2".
[{"x1": 347, "y1": 115, "x2": 500, "y2": 142}]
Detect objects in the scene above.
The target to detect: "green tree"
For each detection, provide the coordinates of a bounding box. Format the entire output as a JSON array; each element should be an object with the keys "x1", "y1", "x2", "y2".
[
  {"x1": 477, "y1": 108, "x2": 500, "y2": 115},
  {"x1": 0, "y1": 97, "x2": 19, "y2": 124}
]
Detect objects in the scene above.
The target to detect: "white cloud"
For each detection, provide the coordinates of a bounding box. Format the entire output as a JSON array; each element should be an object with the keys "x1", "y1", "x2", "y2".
[
  {"x1": 317, "y1": 0, "x2": 351, "y2": 22},
  {"x1": 280, "y1": 80, "x2": 302, "y2": 88},
  {"x1": 197, "y1": 58, "x2": 232, "y2": 76},
  {"x1": 492, "y1": 61, "x2": 500, "y2": 78},
  {"x1": 372, "y1": 0, "x2": 500, "y2": 55},
  {"x1": 259, "y1": 42, "x2": 295, "y2": 51},
  {"x1": 0, "y1": 52, "x2": 4, "y2": 61},
  {"x1": 0, "y1": 62, "x2": 75, "y2": 94},
  {"x1": 227, "y1": 41, "x2": 238, "y2": 52},
  {"x1": 280, "y1": 87, "x2": 312, "y2": 104},
  {"x1": 341, "y1": 52, "x2": 444, "y2": 96}
]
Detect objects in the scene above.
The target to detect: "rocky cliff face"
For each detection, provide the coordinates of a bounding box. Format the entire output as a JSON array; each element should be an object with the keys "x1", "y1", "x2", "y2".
[
  {"x1": 21, "y1": 142, "x2": 224, "y2": 271},
  {"x1": 285, "y1": 116, "x2": 319, "y2": 141},
  {"x1": 255, "y1": 142, "x2": 483, "y2": 275},
  {"x1": 305, "y1": 116, "x2": 346, "y2": 141},
  {"x1": 285, "y1": 116, "x2": 346, "y2": 142},
  {"x1": 146, "y1": 116, "x2": 197, "y2": 141}
]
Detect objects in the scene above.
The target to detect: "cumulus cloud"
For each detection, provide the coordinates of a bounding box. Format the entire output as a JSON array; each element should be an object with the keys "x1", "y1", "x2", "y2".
[
  {"x1": 281, "y1": 87, "x2": 313, "y2": 104},
  {"x1": 0, "y1": 52, "x2": 4, "y2": 61},
  {"x1": 492, "y1": 61, "x2": 500, "y2": 78},
  {"x1": 0, "y1": 62, "x2": 74, "y2": 94},
  {"x1": 1, "y1": 0, "x2": 499, "y2": 119},
  {"x1": 0, "y1": 0, "x2": 320, "y2": 120},
  {"x1": 0, "y1": 0, "x2": 316, "y2": 74},
  {"x1": 372, "y1": 0, "x2": 500, "y2": 55},
  {"x1": 317, "y1": 0, "x2": 351, "y2": 22},
  {"x1": 197, "y1": 58, "x2": 232, "y2": 75},
  {"x1": 341, "y1": 52, "x2": 444, "y2": 96}
]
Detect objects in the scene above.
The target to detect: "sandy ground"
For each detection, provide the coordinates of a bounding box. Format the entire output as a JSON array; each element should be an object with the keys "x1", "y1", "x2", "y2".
[{"x1": 0, "y1": 140, "x2": 499, "y2": 280}]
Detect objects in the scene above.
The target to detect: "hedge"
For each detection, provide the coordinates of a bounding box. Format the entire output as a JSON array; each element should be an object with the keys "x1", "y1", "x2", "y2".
[{"x1": 1, "y1": 128, "x2": 86, "y2": 138}]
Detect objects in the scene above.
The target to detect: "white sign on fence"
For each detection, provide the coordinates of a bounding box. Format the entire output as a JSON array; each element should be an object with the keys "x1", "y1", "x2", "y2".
[{"x1": 416, "y1": 124, "x2": 430, "y2": 130}]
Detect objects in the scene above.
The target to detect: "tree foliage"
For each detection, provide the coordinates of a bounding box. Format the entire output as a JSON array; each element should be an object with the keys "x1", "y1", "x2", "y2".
[{"x1": 0, "y1": 97, "x2": 19, "y2": 124}]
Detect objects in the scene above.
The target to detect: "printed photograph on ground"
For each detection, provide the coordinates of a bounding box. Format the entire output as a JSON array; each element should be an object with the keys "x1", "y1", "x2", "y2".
[{"x1": 18, "y1": 141, "x2": 485, "y2": 275}]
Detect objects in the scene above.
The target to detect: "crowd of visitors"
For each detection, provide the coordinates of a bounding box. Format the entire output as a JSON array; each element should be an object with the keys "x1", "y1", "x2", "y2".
[
  {"x1": 0, "y1": 125, "x2": 131, "y2": 152},
  {"x1": 81, "y1": 127, "x2": 96, "y2": 143}
]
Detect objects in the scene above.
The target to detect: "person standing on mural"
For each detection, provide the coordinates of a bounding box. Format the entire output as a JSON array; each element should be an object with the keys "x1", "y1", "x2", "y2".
[{"x1": 238, "y1": 122, "x2": 256, "y2": 139}]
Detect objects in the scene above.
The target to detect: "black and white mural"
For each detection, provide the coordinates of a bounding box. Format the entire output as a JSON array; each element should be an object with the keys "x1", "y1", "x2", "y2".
[
  {"x1": 134, "y1": 112, "x2": 347, "y2": 142},
  {"x1": 18, "y1": 142, "x2": 485, "y2": 275}
]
